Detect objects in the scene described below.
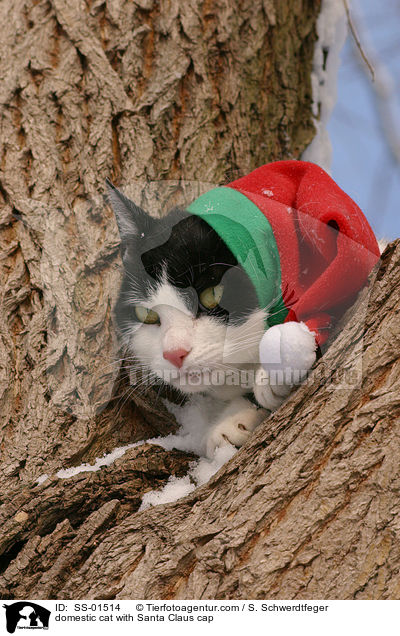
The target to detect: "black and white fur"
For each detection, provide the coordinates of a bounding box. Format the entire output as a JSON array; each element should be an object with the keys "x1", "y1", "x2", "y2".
[{"x1": 107, "y1": 182, "x2": 316, "y2": 457}]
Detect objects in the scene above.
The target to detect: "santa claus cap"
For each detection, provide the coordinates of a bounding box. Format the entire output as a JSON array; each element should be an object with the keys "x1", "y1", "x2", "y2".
[{"x1": 188, "y1": 160, "x2": 380, "y2": 344}]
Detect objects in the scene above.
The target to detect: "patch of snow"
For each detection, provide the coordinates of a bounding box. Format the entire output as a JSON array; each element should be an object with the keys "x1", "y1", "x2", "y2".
[
  {"x1": 302, "y1": 0, "x2": 347, "y2": 171},
  {"x1": 54, "y1": 442, "x2": 142, "y2": 480},
  {"x1": 262, "y1": 189, "x2": 274, "y2": 197},
  {"x1": 378, "y1": 238, "x2": 389, "y2": 254},
  {"x1": 36, "y1": 395, "x2": 238, "y2": 510},
  {"x1": 190, "y1": 444, "x2": 236, "y2": 484},
  {"x1": 140, "y1": 474, "x2": 196, "y2": 508},
  {"x1": 139, "y1": 444, "x2": 236, "y2": 510},
  {"x1": 150, "y1": 395, "x2": 221, "y2": 456},
  {"x1": 36, "y1": 473, "x2": 49, "y2": 485}
]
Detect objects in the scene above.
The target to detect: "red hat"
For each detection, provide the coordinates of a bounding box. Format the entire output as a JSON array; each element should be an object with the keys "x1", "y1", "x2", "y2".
[{"x1": 189, "y1": 160, "x2": 380, "y2": 345}]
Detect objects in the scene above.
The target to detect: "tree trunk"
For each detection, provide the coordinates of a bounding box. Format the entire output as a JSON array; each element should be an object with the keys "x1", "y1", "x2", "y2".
[
  {"x1": 6, "y1": 0, "x2": 397, "y2": 601},
  {"x1": 1, "y1": 240, "x2": 399, "y2": 599},
  {"x1": 0, "y1": 0, "x2": 319, "y2": 488}
]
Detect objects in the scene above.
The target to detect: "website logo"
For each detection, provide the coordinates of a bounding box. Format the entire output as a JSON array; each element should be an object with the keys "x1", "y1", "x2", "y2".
[{"x1": 3, "y1": 603, "x2": 51, "y2": 634}]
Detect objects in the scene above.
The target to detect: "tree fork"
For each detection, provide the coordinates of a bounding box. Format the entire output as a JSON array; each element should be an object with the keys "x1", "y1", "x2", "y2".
[{"x1": 0, "y1": 241, "x2": 399, "y2": 599}]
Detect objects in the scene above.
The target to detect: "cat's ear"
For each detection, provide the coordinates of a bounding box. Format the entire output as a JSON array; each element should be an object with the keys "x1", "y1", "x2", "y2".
[{"x1": 106, "y1": 179, "x2": 147, "y2": 242}]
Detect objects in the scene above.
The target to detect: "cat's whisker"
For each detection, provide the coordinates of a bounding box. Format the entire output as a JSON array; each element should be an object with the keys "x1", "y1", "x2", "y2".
[
  {"x1": 113, "y1": 369, "x2": 164, "y2": 415},
  {"x1": 93, "y1": 356, "x2": 137, "y2": 372},
  {"x1": 224, "y1": 337, "x2": 261, "y2": 351},
  {"x1": 222, "y1": 333, "x2": 264, "y2": 347},
  {"x1": 223, "y1": 334, "x2": 263, "y2": 346}
]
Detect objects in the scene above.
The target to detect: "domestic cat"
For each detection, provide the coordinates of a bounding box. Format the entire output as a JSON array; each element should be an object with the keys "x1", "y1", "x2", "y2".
[
  {"x1": 107, "y1": 160, "x2": 380, "y2": 458},
  {"x1": 107, "y1": 181, "x2": 316, "y2": 457}
]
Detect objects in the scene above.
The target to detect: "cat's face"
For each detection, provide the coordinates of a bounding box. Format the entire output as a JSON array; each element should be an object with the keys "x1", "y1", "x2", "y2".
[{"x1": 108, "y1": 182, "x2": 265, "y2": 398}]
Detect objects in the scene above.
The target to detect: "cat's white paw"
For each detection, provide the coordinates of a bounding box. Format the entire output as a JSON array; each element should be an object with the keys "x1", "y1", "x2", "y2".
[
  {"x1": 259, "y1": 321, "x2": 317, "y2": 376},
  {"x1": 206, "y1": 398, "x2": 266, "y2": 458},
  {"x1": 254, "y1": 322, "x2": 317, "y2": 411}
]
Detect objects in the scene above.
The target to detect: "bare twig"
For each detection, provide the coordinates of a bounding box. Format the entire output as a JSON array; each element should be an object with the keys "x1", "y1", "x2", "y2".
[
  {"x1": 342, "y1": 0, "x2": 375, "y2": 81},
  {"x1": 347, "y1": 1, "x2": 400, "y2": 167}
]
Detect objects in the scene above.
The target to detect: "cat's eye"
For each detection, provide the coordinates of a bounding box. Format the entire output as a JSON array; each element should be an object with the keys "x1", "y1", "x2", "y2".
[
  {"x1": 134, "y1": 306, "x2": 160, "y2": 324},
  {"x1": 199, "y1": 284, "x2": 224, "y2": 309}
]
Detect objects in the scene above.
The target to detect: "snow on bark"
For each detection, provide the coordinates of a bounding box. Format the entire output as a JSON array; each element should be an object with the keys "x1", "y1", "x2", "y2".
[{"x1": 303, "y1": 0, "x2": 347, "y2": 171}]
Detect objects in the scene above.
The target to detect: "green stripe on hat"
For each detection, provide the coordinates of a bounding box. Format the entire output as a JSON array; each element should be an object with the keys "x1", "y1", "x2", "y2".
[{"x1": 188, "y1": 186, "x2": 287, "y2": 326}]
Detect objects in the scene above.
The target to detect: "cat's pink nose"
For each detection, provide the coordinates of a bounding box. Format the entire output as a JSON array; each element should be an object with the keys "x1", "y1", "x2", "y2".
[{"x1": 163, "y1": 348, "x2": 190, "y2": 368}]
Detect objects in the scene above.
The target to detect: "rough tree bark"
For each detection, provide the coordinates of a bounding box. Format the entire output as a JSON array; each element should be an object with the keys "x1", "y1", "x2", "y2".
[
  {"x1": 1, "y1": 241, "x2": 399, "y2": 599},
  {"x1": 0, "y1": 0, "x2": 319, "y2": 488},
  {"x1": 3, "y1": 0, "x2": 397, "y2": 602}
]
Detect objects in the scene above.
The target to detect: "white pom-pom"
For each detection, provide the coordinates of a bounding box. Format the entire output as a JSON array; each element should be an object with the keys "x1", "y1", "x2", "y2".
[{"x1": 259, "y1": 321, "x2": 317, "y2": 375}]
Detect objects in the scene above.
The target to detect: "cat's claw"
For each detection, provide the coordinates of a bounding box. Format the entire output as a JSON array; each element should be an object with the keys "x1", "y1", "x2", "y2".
[{"x1": 206, "y1": 398, "x2": 266, "y2": 458}]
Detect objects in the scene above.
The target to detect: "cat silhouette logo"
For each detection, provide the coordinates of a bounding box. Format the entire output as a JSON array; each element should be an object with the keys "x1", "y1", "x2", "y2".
[{"x1": 3, "y1": 602, "x2": 50, "y2": 633}]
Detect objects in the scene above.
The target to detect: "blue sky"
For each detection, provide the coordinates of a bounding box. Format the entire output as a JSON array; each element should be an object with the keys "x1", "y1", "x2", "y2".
[{"x1": 328, "y1": 0, "x2": 400, "y2": 240}]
